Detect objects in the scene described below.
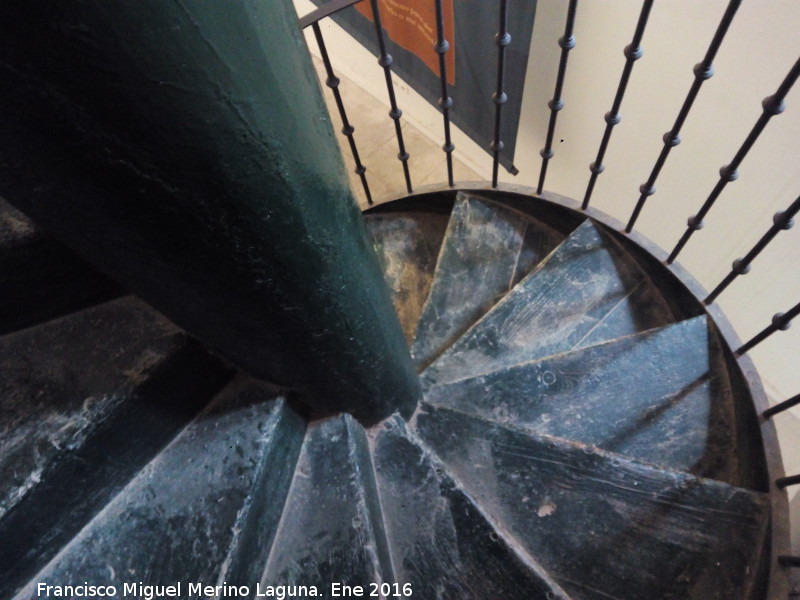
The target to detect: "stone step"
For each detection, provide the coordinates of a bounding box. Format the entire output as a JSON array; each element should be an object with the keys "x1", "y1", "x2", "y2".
[
  {"x1": 423, "y1": 220, "x2": 655, "y2": 385},
  {"x1": 0, "y1": 198, "x2": 123, "y2": 335},
  {"x1": 0, "y1": 297, "x2": 232, "y2": 596},
  {"x1": 416, "y1": 404, "x2": 770, "y2": 600},
  {"x1": 411, "y1": 193, "x2": 561, "y2": 370},
  {"x1": 365, "y1": 211, "x2": 449, "y2": 344},
  {"x1": 424, "y1": 316, "x2": 741, "y2": 483},
  {"x1": 369, "y1": 416, "x2": 571, "y2": 600},
  {"x1": 259, "y1": 414, "x2": 393, "y2": 594},
  {"x1": 13, "y1": 378, "x2": 302, "y2": 599}
]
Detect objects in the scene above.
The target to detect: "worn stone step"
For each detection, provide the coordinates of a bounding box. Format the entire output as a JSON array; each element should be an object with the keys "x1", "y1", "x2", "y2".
[
  {"x1": 214, "y1": 383, "x2": 307, "y2": 590},
  {"x1": 0, "y1": 297, "x2": 232, "y2": 597},
  {"x1": 365, "y1": 211, "x2": 449, "y2": 344},
  {"x1": 0, "y1": 198, "x2": 124, "y2": 335},
  {"x1": 259, "y1": 414, "x2": 392, "y2": 595},
  {"x1": 410, "y1": 193, "x2": 562, "y2": 370},
  {"x1": 369, "y1": 416, "x2": 570, "y2": 600},
  {"x1": 416, "y1": 404, "x2": 770, "y2": 600},
  {"x1": 13, "y1": 377, "x2": 303, "y2": 599},
  {"x1": 423, "y1": 220, "x2": 654, "y2": 385},
  {"x1": 574, "y1": 277, "x2": 675, "y2": 349},
  {"x1": 425, "y1": 316, "x2": 742, "y2": 483}
]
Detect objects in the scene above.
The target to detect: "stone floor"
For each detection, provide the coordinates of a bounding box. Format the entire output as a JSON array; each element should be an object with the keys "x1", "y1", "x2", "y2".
[{"x1": 311, "y1": 58, "x2": 481, "y2": 209}]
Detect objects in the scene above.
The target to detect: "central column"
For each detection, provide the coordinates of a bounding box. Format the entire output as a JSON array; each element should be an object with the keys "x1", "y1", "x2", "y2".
[{"x1": 0, "y1": 0, "x2": 419, "y2": 424}]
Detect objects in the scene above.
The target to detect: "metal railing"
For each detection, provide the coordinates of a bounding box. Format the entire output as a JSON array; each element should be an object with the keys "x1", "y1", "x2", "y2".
[{"x1": 299, "y1": 0, "x2": 800, "y2": 584}]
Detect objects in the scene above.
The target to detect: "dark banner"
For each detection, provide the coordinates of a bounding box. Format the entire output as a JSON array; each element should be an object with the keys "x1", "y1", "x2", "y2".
[{"x1": 315, "y1": 0, "x2": 537, "y2": 173}]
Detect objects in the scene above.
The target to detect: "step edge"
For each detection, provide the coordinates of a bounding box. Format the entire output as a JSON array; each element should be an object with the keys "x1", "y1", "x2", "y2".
[
  {"x1": 8, "y1": 360, "x2": 241, "y2": 599},
  {"x1": 347, "y1": 415, "x2": 397, "y2": 587},
  {"x1": 410, "y1": 193, "x2": 567, "y2": 370},
  {"x1": 390, "y1": 415, "x2": 574, "y2": 600},
  {"x1": 419, "y1": 401, "x2": 771, "y2": 502},
  {"x1": 423, "y1": 315, "x2": 708, "y2": 388},
  {"x1": 216, "y1": 392, "x2": 306, "y2": 590}
]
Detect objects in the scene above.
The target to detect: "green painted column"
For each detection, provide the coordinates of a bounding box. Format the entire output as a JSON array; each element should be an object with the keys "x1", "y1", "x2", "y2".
[{"x1": 0, "y1": 1, "x2": 419, "y2": 424}]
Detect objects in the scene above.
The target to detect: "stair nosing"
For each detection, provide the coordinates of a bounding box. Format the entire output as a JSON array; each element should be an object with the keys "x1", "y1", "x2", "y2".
[
  {"x1": 417, "y1": 400, "x2": 768, "y2": 497},
  {"x1": 410, "y1": 192, "x2": 569, "y2": 371},
  {"x1": 390, "y1": 414, "x2": 574, "y2": 600},
  {"x1": 422, "y1": 315, "x2": 707, "y2": 388},
  {"x1": 215, "y1": 390, "x2": 304, "y2": 588},
  {"x1": 421, "y1": 219, "x2": 650, "y2": 383},
  {"x1": 347, "y1": 416, "x2": 397, "y2": 587}
]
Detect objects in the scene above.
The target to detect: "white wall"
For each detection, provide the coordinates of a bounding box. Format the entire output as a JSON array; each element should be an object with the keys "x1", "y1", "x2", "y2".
[{"x1": 293, "y1": 0, "x2": 800, "y2": 487}]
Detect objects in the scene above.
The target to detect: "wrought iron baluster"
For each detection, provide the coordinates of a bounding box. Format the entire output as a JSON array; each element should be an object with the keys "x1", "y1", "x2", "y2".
[
  {"x1": 434, "y1": 0, "x2": 455, "y2": 187},
  {"x1": 626, "y1": 0, "x2": 741, "y2": 232},
  {"x1": 668, "y1": 56, "x2": 800, "y2": 264},
  {"x1": 776, "y1": 474, "x2": 800, "y2": 489},
  {"x1": 763, "y1": 392, "x2": 800, "y2": 419},
  {"x1": 298, "y1": 0, "x2": 365, "y2": 29},
  {"x1": 369, "y1": 0, "x2": 412, "y2": 193},
  {"x1": 778, "y1": 556, "x2": 800, "y2": 568},
  {"x1": 705, "y1": 194, "x2": 800, "y2": 304},
  {"x1": 582, "y1": 0, "x2": 653, "y2": 210},
  {"x1": 311, "y1": 23, "x2": 373, "y2": 205},
  {"x1": 491, "y1": 0, "x2": 510, "y2": 188},
  {"x1": 736, "y1": 300, "x2": 800, "y2": 356},
  {"x1": 537, "y1": 0, "x2": 578, "y2": 195}
]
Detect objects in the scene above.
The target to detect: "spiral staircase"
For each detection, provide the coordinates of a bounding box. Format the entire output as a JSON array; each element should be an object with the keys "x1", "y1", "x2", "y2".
[
  {"x1": 0, "y1": 1, "x2": 794, "y2": 599},
  {"x1": 0, "y1": 187, "x2": 777, "y2": 599}
]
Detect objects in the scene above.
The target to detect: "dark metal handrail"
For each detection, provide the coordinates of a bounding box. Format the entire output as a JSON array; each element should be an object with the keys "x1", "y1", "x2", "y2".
[
  {"x1": 705, "y1": 194, "x2": 800, "y2": 305},
  {"x1": 625, "y1": 0, "x2": 742, "y2": 233},
  {"x1": 311, "y1": 22, "x2": 373, "y2": 205},
  {"x1": 764, "y1": 392, "x2": 800, "y2": 419},
  {"x1": 298, "y1": 0, "x2": 364, "y2": 28},
  {"x1": 369, "y1": 0, "x2": 413, "y2": 193},
  {"x1": 778, "y1": 555, "x2": 800, "y2": 568},
  {"x1": 537, "y1": 0, "x2": 577, "y2": 195},
  {"x1": 434, "y1": 0, "x2": 455, "y2": 187},
  {"x1": 581, "y1": 0, "x2": 653, "y2": 210},
  {"x1": 737, "y1": 300, "x2": 800, "y2": 356},
  {"x1": 776, "y1": 474, "x2": 800, "y2": 489},
  {"x1": 491, "y1": 0, "x2": 511, "y2": 188},
  {"x1": 668, "y1": 56, "x2": 800, "y2": 264}
]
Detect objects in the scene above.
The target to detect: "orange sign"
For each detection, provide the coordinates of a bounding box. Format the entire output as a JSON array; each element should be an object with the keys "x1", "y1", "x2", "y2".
[{"x1": 357, "y1": 0, "x2": 456, "y2": 85}]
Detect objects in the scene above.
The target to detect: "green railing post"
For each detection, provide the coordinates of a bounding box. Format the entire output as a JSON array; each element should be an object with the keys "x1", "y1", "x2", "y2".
[{"x1": 0, "y1": 0, "x2": 419, "y2": 424}]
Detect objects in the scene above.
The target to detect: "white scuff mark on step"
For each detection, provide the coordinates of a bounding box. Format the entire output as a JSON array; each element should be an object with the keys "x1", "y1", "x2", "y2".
[
  {"x1": 537, "y1": 500, "x2": 556, "y2": 517},
  {"x1": 0, "y1": 465, "x2": 43, "y2": 520}
]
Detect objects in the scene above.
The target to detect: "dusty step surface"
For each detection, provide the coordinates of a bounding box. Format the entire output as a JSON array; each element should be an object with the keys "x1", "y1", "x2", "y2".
[
  {"x1": 574, "y1": 277, "x2": 675, "y2": 349},
  {"x1": 0, "y1": 297, "x2": 231, "y2": 596},
  {"x1": 13, "y1": 378, "x2": 300, "y2": 599},
  {"x1": 411, "y1": 193, "x2": 562, "y2": 370},
  {"x1": 415, "y1": 404, "x2": 770, "y2": 600},
  {"x1": 259, "y1": 414, "x2": 392, "y2": 594},
  {"x1": 424, "y1": 316, "x2": 740, "y2": 483},
  {"x1": 0, "y1": 198, "x2": 123, "y2": 335},
  {"x1": 365, "y1": 211, "x2": 449, "y2": 344},
  {"x1": 422, "y1": 220, "x2": 656, "y2": 385},
  {"x1": 219, "y1": 383, "x2": 307, "y2": 590},
  {"x1": 369, "y1": 416, "x2": 570, "y2": 600}
]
